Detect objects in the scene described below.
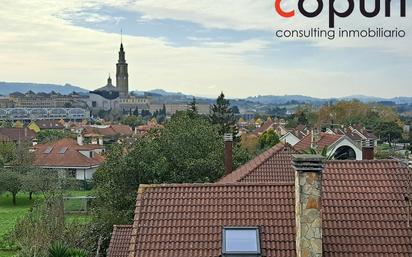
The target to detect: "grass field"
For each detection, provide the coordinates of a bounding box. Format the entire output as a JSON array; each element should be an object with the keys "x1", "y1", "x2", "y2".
[
  {"x1": 0, "y1": 250, "x2": 16, "y2": 257},
  {"x1": 0, "y1": 192, "x2": 42, "y2": 239}
]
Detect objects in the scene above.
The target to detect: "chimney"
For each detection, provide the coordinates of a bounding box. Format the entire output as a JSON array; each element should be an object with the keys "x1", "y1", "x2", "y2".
[
  {"x1": 98, "y1": 137, "x2": 104, "y2": 146},
  {"x1": 224, "y1": 133, "x2": 233, "y2": 175},
  {"x1": 292, "y1": 154, "x2": 325, "y2": 257},
  {"x1": 310, "y1": 129, "x2": 319, "y2": 149},
  {"x1": 361, "y1": 139, "x2": 374, "y2": 160},
  {"x1": 77, "y1": 134, "x2": 84, "y2": 146}
]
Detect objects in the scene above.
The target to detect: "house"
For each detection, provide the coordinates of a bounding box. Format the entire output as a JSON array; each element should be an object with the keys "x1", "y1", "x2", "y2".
[
  {"x1": 135, "y1": 121, "x2": 164, "y2": 135},
  {"x1": 253, "y1": 118, "x2": 288, "y2": 136},
  {"x1": 294, "y1": 132, "x2": 364, "y2": 160},
  {"x1": 77, "y1": 124, "x2": 134, "y2": 144},
  {"x1": 0, "y1": 128, "x2": 36, "y2": 144},
  {"x1": 32, "y1": 138, "x2": 104, "y2": 180},
  {"x1": 27, "y1": 119, "x2": 65, "y2": 133},
  {"x1": 280, "y1": 131, "x2": 301, "y2": 146},
  {"x1": 107, "y1": 143, "x2": 412, "y2": 257}
]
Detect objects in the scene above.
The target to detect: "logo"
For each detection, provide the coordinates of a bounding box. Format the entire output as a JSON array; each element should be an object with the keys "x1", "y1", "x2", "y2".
[{"x1": 275, "y1": 0, "x2": 406, "y2": 28}]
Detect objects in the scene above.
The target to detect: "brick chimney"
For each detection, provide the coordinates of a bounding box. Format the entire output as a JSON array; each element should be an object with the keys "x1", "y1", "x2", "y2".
[
  {"x1": 362, "y1": 139, "x2": 374, "y2": 160},
  {"x1": 224, "y1": 133, "x2": 233, "y2": 175},
  {"x1": 292, "y1": 154, "x2": 325, "y2": 257}
]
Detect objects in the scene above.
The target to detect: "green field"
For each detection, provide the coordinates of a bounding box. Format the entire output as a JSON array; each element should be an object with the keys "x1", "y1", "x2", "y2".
[
  {"x1": 0, "y1": 250, "x2": 15, "y2": 257},
  {"x1": 0, "y1": 191, "x2": 92, "y2": 257}
]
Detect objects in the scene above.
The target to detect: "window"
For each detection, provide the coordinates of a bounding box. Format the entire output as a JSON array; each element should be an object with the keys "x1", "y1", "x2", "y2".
[
  {"x1": 43, "y1": 147, "x2": 53, "y2": 154},
  {"x1": 59, "y1": 147, "x2": 68, "y2": 154},
  {"x1": 222, "y1": 227, "x2": 261, "y2": 256}
]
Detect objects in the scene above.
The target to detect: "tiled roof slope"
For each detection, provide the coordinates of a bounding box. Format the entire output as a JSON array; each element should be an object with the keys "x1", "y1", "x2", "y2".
[
  {"x1": 33, "y1": 138, "x2": 104, "y2": 168},
  {"x1": 0, "y1": 128, "x2": 36, "y2": 142},
  {"x1": 323, "y1": 160, "x2": 412, "y2": 256},
  {"x1": 107, "y1": 225, "x2": 133, "y2": 257},
  {"x1": 218, "y1": 143, "x2": 299, "y2": 183},
  {"x1": 130, "y1": 183, "x2": 296, "y2": 257},
  {"x1": 127, "y1": 160, "x2": 412, "y2": 257},
  {"x1": 294, "y1": 132, "x2": 343, "y2": 152}
]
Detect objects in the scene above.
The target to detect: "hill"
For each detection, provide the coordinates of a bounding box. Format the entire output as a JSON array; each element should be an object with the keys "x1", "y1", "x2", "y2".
[{"x1": 0, "y1": 82, "x2": 88, "y2": 95}]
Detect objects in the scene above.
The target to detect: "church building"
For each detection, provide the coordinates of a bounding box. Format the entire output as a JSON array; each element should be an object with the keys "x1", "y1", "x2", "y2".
[{"x1": 88, "y1": 43, "x2": 149, "y2": 111}]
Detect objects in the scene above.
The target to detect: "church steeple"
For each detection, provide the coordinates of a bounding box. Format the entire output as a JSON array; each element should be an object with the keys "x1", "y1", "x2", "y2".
[
  {"x1": 116, "y1": 40, "x2": 129, "y2": 98},
  {"x1": 107, "y1": 75, "x2": 112, "y2": 85}
]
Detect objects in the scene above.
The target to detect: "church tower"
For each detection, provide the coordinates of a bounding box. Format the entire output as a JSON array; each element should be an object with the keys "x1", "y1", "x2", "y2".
[{"x1": 116, "y1": 43, "x2": 129, "y2": 98}]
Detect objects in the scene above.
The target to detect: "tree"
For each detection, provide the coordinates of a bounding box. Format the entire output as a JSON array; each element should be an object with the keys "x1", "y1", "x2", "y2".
[
  {"x1": 375, "y1": 121, "x2": 403, "y2": 146},
  {"x1": 0, "y1": 170, "x2": 23, "y2": 205},
  {"x1": 0, "y1": 142, "x2": 17, "y2": 166},
  {"x1": 21, "y1": 168, "x2": 60, "y2": 200},
  {"x1": 133, "y1": 108, "x2": 139, "y2": 116},
  {"x1": 92, "y1": 110, "x2": 251, "y2": 252},
  {"x1": 13, "y1": 195, "x2": 90, "y2": 257},
  {"x1": 121, "y1": 115, "x2": 144, "y2": 129},
  {"x1": 37, "y1": 130, "x2": 75, "y2": 144},
  {"x1": 210, "y1": 92, "x2": 237, "y2": 136},
  {"x1": 188, "y1": 97, "x2": 198, "y2": 115},
  {"x1": 258, "y1": 129, "x2": 280, "y2": 150}
]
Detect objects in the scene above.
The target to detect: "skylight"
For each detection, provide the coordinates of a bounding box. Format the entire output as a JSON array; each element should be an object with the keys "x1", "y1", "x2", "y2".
[
  {"x1": 43, "y1": 147, "x2": 53, "y2": 154},
  {"x1": 222, "y1": 227, "x2": 261, "y2": 256},
  {"x1": 59, "y1": 147, "x2": 68, "y2": 154}
]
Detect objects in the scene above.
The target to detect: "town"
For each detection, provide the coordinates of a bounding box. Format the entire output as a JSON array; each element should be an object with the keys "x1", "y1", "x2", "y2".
[
  {"x1": 0, "y1": 44, "x2": 411, "y2": 257},
  {"x1": 1, "y1": 2, "x2": 411, "y2": 257}
]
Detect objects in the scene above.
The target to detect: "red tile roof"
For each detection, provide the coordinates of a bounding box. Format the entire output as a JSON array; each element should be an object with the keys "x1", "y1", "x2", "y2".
[
  {"x1": 218, "y1": 143, "x2": 299, "y2": 183},
  {"x1": 130, "y1": 183, "x2": 296, "y2": 257},
  {"x1": 124, "y1": 160, "x2": 412, "y2": 257},
  {"x1": 107, "y1": 225, "x2": 133, "y2": 257},
  {"x1": 0, "y1": 128, "x2": 36, "y2": 142},
  {"x1": 294, "y1": 132, "x2": 343, "y2": 152},
  {"x1": 111, "y1": 125, "x2": 134, "y2": 136},
  {"x1": 36, "y1": 120, "x2": 65, "y2": 129},
  {"x1": 82, "y1": 125, "x2": 133, "y2": 137},
  {"x1": 33, "y1": 138, "x2": 104, "y2": 168}
]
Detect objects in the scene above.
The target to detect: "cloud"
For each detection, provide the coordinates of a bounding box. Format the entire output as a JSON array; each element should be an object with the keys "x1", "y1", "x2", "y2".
[{"x1": 0, "y1": 0, "x2": 410, "y2": 98}]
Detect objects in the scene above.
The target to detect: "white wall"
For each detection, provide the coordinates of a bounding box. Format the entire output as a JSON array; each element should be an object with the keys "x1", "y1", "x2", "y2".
[
  {"x1": 76, "y1": 168, "x2": 97, "y2": 180},
  {"x1": 328, "y1": 138, "x2": 363, "y2": 161},
  {"x1": 281, "y1": 133, "x2": 300, "y2": 146}
]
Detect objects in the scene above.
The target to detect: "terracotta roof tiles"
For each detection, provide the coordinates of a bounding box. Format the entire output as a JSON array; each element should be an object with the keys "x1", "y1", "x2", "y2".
[
  {"x1": 33, "y1": 138, "x2": 104, "y2": 168},
  {"x1": 218, "y1": 143, "x2": 299, "y2": 183},
  {"x1": 124, "y1": 160, "x2": 412, "y2": 257},
  {"x1": 107, "y1": 225, "x2": 133, "y2": 257}
]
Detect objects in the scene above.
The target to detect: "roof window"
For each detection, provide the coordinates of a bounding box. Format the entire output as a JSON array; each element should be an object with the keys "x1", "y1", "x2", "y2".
[{"x1": 222, "y1": 227, "x2": 261, "y2": 256}]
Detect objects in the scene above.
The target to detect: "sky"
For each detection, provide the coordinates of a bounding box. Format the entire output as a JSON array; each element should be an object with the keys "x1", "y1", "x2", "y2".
[{"x1": 0, "y1": 0, "x2": 410, "y2": 98}]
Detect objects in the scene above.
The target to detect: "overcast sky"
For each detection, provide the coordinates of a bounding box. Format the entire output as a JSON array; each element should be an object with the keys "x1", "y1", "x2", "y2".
[{"x1": 0, "y1": 0, "x2": 410, "y2": 98}]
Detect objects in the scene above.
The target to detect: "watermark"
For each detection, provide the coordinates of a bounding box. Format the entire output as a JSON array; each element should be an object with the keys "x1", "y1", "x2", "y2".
[{"x1": 274, "y1": 0, "x2": 407, "y2": 39}]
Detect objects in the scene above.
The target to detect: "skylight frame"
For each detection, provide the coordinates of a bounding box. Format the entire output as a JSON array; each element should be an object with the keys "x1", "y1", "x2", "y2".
[
  {"x1": 43, "y1": 146, "x2": 53, "y2": 154},
  {"x1": 222, "y1": 227, "x2": 261, "y2": 256}
]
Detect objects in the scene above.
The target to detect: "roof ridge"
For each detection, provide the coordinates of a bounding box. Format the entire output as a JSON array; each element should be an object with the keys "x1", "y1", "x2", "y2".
[{"x1": 137, "y1": 181, "x2": 295, "y2": 189}]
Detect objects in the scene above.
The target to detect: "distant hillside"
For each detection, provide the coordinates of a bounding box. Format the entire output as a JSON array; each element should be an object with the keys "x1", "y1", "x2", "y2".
[
  {"x1": 0, "y1": 82, "x2": 88, "y2": 95},
  {"x1": 245, "y1": 94, "x2": 412, "y2": 105},
  {"x1": 245, "y1": 95, "x2": 326, "y2": 105}
]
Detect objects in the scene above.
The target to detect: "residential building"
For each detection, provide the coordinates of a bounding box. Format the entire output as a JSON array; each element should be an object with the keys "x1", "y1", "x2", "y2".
[
  {"x1": 8, "y1": 91, "x2": 86, "y2": 108},
  {"x1": 0, "y1": 108, "x2": 90, "y2": 121},
  {"x1": 0, "y1": 127, "x2": 36, "y2": 144},
  {"x1": 76, "y1": 124, "x2": 134, "y2": 144},
  {"x1": 32, "y1": 138, "x2": 104, "y2": 180},
  {"x1": 107, "y1": 143, "x2": 412, "y2": 257},
  {"x1": 294, "y1": 132, "x2": 363, "y2": 160}
]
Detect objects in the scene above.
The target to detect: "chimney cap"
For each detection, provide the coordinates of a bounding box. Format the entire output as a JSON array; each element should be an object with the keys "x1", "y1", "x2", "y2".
[
  {"x1": 224, "y1": 133, "x2": 233, "y2": 142},
  {"x1": 292, "y1": 154, "x2": 325, "y2": 173}
]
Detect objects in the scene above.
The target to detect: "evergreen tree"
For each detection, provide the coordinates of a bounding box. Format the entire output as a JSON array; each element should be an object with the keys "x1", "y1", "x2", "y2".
[
  {"x1": 188, "y1": 97, "x2": 198, "y2": 113},
  {"x1": 210, "y1": 92, "x2": 237, "y2": 137}
]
